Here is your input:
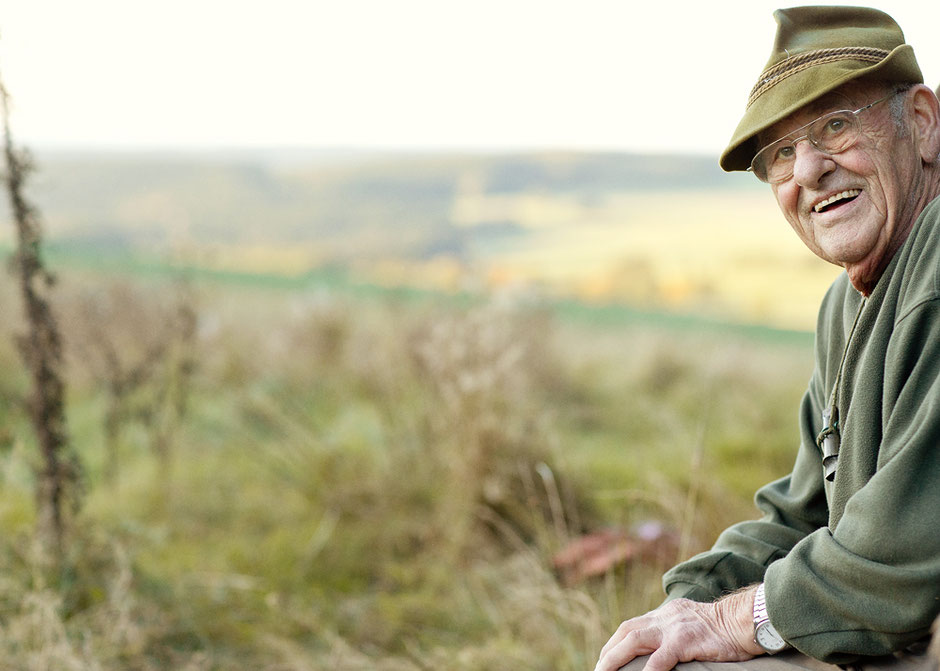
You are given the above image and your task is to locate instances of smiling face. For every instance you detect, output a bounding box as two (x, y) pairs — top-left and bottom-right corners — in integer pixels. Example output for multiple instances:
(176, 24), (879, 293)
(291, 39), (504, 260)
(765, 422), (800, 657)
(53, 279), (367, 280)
(764, 82), (929, 294)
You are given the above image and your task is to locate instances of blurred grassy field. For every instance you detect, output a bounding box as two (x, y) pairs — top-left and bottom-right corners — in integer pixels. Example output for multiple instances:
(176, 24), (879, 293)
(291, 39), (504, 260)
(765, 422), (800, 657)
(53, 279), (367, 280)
(0, 263), (815, 669)
(0, 149), (839, 668)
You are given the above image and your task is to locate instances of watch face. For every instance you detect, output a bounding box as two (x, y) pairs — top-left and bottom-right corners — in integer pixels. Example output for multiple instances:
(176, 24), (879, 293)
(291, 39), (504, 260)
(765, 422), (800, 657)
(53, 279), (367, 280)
(756, 622), (788, 653)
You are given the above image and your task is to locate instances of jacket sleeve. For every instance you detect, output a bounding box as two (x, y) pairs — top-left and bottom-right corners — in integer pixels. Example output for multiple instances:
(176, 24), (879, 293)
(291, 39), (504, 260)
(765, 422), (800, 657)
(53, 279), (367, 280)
(763, 300), (940, 663)
(661, 374), (830, 602)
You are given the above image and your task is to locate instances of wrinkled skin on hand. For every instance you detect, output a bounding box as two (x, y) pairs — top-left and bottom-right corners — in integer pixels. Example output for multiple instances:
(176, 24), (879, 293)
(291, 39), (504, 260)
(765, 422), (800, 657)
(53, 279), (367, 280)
(594, 586), (764, 671)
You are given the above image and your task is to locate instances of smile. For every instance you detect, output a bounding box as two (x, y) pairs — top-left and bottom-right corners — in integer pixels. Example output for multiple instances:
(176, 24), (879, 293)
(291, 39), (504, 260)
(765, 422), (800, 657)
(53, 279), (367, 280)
(814, 189), (861, 213)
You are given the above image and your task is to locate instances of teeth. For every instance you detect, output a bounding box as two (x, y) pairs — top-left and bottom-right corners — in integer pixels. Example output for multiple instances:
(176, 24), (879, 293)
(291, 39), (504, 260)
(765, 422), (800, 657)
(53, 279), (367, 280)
(815, 189), (861, 213)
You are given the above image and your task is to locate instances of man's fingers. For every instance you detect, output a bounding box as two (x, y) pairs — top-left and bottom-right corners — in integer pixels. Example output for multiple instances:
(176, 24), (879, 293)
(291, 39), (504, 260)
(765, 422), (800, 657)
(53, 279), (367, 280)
(599, 617), (644, 658)
(643, 646), (681, 671)
(595, 627), (661, 671)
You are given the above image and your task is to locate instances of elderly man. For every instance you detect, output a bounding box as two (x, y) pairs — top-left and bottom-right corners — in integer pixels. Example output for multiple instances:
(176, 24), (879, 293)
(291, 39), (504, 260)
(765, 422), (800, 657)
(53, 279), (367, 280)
(594, 6), (940, 671)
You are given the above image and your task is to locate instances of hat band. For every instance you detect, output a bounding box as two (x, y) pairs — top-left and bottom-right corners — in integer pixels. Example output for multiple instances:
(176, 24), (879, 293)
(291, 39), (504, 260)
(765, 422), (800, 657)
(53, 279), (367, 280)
(747, 46), (890, 108)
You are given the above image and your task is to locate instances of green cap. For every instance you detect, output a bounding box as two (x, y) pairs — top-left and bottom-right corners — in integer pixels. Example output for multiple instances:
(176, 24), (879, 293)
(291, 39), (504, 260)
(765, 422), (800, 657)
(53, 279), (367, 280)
(720, 6), (923, 172)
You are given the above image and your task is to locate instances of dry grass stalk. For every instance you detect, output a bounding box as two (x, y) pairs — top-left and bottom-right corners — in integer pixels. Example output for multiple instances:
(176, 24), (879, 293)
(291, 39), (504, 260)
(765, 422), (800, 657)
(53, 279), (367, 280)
(0, 69), (79, 561)
(64, 281), (198, 484)
(413, 299), (555, 555)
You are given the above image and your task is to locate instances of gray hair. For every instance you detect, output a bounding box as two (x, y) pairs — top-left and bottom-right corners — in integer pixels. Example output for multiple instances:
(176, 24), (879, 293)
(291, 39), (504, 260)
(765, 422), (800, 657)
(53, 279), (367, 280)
(889, 84), (916, 135)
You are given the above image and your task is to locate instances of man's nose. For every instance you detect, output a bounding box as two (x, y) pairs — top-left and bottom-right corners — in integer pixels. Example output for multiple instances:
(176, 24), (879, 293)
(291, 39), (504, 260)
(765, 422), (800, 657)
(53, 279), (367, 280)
(791, 139), (836, 187)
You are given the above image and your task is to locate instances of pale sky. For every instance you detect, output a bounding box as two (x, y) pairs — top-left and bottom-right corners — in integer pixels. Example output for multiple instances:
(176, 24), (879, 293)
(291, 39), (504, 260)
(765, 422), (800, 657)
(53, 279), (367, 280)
(1, 0), (938, 155)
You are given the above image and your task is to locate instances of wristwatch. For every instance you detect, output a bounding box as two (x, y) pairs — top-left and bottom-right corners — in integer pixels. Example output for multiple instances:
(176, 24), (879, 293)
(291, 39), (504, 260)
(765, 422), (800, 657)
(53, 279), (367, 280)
(753, 583), (790, 654)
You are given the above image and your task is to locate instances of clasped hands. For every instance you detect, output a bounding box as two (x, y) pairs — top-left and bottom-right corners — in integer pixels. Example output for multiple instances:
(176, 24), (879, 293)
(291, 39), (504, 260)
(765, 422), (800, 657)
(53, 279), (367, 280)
(594, 585), (764, 671)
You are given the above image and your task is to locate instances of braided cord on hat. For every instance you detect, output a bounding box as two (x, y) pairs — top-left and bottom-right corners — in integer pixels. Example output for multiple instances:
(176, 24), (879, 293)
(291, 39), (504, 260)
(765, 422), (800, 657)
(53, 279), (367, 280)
(747, 47), (889, 108)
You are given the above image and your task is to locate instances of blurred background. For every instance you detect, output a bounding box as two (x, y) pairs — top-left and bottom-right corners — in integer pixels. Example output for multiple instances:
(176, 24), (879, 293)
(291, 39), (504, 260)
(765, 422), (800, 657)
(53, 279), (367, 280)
(0, 1), (936, 669)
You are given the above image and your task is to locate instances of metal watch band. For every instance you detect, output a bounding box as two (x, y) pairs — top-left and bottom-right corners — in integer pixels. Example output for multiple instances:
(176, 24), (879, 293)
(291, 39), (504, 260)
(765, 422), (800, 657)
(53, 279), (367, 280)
(753, 582), (770, 623)
(753, 583), (790, 654)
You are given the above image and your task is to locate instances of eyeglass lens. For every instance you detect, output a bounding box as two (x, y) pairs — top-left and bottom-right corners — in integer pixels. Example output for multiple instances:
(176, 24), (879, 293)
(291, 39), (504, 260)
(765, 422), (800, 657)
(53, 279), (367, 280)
(753, 110), (859, 183)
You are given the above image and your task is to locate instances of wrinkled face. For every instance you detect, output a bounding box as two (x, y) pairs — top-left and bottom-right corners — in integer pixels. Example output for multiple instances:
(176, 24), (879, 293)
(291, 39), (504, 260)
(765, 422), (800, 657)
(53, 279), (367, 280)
(763, 83), (923, 290)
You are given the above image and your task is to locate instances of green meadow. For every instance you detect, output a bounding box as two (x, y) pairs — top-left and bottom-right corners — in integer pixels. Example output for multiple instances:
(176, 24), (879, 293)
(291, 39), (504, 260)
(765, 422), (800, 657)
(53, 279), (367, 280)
(0, 150), (824, 669)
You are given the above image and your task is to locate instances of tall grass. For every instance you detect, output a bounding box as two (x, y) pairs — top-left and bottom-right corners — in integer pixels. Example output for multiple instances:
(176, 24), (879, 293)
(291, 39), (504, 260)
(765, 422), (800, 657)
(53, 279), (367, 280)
(0, 272), (814, 669)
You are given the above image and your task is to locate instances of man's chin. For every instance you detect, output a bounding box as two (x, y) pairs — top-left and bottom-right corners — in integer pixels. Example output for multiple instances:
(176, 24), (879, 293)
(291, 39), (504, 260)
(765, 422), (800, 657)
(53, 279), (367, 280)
(813, 226), (880, 269)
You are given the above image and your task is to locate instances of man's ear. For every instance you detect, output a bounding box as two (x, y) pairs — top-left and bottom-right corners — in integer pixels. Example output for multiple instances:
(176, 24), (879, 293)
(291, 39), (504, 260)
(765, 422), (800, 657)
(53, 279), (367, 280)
(909, 84), (940, 163)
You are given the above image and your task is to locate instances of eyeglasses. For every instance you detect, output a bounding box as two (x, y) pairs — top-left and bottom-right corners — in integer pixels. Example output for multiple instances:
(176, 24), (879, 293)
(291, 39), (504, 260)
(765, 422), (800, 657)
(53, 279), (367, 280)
(749, 92), (898, 184)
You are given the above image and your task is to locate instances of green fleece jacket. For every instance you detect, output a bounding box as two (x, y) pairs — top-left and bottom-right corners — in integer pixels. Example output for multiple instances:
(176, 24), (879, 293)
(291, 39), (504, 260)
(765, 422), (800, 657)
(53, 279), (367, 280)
(662, 195), (940, 663)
